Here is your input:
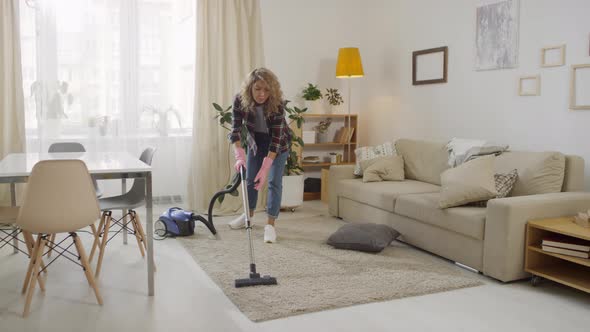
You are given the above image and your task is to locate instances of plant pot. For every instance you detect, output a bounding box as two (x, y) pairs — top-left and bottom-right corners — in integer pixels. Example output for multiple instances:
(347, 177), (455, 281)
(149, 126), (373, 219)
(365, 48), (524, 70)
(317, 131), (330, 143)
(281, 174), (304, 209)
(329, 104), (345, 114)
(304, 100), (324, 114)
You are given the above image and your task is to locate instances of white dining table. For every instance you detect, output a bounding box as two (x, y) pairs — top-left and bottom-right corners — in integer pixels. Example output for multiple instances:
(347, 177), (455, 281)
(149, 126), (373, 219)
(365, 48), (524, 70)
(0, 152), (155, 296)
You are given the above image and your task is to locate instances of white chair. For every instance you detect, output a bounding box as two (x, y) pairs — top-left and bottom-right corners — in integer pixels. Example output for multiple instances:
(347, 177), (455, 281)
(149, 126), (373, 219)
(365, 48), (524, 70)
(16, 159), (103, 317)
(89, 147), (156, 278)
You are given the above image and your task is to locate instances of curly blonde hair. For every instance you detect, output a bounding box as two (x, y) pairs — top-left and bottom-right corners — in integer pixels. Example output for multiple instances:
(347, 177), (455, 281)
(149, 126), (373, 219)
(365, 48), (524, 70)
(239, 67), (284, 115)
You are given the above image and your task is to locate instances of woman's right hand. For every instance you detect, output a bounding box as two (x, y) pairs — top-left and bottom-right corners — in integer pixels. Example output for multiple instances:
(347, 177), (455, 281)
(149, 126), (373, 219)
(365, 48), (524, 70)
(234, 146), (246, 173)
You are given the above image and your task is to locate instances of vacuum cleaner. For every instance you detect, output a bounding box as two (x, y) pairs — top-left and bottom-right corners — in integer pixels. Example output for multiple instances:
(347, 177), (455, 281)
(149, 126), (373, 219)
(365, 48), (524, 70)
(234, 165), (278, 288)
(155, 171), (244, 238)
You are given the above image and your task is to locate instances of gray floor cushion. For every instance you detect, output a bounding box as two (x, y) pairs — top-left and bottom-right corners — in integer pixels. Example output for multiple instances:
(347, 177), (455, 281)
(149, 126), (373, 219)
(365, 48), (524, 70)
(327, 223), (400, 253)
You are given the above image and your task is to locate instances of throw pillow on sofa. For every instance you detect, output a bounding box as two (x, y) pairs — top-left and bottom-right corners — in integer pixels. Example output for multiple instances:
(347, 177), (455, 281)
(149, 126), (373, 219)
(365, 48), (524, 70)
(469, 169), (518, 207)
(439, 155), (498, 209)
(353, 141), (396, 176)
(327, 223), (400, 253)
(360, 155), (405, 183)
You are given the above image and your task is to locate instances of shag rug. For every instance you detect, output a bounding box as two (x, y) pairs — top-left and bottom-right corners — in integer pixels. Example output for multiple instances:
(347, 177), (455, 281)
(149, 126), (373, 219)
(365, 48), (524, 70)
(178, 211), (483, 322)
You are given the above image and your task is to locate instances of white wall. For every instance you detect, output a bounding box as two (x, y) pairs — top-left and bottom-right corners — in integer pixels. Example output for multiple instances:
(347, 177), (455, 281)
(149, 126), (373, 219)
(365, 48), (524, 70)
(387, 0), (590, 187)
(261, 0), (590, 188)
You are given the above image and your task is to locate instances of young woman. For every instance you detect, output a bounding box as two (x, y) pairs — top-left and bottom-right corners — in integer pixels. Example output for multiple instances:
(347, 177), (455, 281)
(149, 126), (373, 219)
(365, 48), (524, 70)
(228, 68), (291, 243)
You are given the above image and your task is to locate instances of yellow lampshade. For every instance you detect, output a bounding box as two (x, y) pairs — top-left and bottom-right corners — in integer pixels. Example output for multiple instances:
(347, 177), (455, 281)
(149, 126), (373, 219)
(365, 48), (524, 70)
(336, 47), (364, 78)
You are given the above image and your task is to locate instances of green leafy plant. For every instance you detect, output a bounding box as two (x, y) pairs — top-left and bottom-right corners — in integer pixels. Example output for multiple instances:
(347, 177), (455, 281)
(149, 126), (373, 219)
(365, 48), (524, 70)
(313, 118), (332, 134)
(301, 83), (323, 101)
(283, 101), (307, 176)
(212, 102), (243, 204)
(325, 88), (343, 106)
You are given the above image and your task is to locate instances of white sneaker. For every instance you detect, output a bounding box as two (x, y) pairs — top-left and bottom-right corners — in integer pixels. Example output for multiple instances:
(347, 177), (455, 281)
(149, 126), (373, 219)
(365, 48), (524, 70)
(228, 213), (247, 229)
(264, 225), (277, 243)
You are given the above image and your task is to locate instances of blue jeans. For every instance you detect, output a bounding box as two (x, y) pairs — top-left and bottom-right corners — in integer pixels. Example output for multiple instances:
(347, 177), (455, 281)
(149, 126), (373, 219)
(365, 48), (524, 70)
(246, 148), (289, 219)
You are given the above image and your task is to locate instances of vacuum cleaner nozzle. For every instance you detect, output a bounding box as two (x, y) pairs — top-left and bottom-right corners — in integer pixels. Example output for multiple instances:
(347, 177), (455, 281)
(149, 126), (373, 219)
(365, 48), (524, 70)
(235, 272), (277, 288)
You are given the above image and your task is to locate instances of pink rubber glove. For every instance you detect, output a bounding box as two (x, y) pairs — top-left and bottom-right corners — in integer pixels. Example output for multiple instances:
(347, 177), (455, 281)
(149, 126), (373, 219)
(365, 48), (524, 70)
(234, 147), (246, 173)
(254, 157), (273, 191)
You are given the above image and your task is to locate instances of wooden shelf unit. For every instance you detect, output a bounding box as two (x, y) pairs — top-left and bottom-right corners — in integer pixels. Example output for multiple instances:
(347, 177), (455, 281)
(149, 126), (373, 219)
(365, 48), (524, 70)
(525, 217), (590, 293)
(292, 113), (358, 201)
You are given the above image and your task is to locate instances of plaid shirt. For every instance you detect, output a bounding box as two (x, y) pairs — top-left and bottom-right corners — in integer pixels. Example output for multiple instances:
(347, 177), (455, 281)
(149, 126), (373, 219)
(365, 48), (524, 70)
(228, 95), (291, 155)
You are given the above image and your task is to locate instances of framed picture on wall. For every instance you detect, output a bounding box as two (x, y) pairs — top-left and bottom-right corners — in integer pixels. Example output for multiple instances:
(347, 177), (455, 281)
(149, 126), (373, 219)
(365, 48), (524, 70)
(475, 0), (520, 70)
(412, 46), (448, 85)
(541, 45), (565, 67)
(518, 75), (540, 96)
(570, 64), (590, 110)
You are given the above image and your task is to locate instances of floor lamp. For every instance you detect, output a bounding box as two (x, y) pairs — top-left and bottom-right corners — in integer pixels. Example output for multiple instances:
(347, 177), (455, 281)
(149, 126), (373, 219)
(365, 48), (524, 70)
(336, 47), (364, 163)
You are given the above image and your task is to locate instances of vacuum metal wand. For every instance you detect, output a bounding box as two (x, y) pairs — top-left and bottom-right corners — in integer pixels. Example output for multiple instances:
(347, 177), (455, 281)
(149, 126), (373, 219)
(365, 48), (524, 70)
(234, 164), (277, 288)
(239, 166), (256, 271)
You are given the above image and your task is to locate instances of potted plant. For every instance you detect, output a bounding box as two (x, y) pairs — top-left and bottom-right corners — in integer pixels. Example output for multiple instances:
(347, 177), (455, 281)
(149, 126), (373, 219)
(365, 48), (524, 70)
(312, 118), (332, 143)
(301, 83), (324, 114)
(281, 101), (307, 210)
(324, 88), (344, 114)
(141, 105), (182, 136)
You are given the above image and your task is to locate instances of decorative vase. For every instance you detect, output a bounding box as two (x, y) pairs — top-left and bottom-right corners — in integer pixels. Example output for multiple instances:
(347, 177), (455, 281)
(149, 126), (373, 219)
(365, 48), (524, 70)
(305, 99), (324, 114)
(317, 131), (330, 143)
(281, 174), (304, 209)
(329, 104), (345, 114)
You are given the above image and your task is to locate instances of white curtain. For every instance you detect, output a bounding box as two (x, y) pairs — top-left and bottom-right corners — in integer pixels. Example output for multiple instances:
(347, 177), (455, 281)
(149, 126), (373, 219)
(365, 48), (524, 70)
(18, 0), (196, 201)
(0, 0), (26, 206)
(187, 0), (264, 214)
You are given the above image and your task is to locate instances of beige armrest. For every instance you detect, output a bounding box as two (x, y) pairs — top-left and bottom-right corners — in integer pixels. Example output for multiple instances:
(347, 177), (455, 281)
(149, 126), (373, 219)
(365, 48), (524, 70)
(484, 192), (590, 282)
(328, 165), (356, 216)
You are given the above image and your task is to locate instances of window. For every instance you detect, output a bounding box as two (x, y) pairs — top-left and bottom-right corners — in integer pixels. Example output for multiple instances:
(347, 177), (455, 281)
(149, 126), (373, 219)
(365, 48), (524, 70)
(19, 0), (195, 137)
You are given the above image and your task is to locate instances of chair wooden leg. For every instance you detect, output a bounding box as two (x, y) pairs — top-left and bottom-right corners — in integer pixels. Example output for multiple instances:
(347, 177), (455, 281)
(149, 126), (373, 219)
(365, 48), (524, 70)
(22, 235), (47, 294)
(23, 237), (47, 317)
(130, 213), (145, 258)
(47, 234), (56, 258)
(131, 211), (155, 271)
(89, 213), (106, 263)
(132, 211), (148, 252)
(73, 233), (103, 305)
(22, 231), (48, 276)
(22, 236), (41, 294)
(94, 214), (112, 278)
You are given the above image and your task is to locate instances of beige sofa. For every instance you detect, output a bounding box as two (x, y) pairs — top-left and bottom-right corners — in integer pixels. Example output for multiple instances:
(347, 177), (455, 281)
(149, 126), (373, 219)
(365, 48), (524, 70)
(328, 139), (590, 282)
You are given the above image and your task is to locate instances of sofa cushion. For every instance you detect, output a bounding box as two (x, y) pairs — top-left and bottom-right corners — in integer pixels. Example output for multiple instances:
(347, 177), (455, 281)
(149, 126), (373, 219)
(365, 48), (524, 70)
(338, 179), (441, 212)
(494, 151), (565, 196)
(361, 155), (405, 182)
(327, 223), (400, 253)
(353, 141), (396, 176)
(394, 139), (450, 185)
(439, 156), (497, 208)
(395, 192), (486, 240)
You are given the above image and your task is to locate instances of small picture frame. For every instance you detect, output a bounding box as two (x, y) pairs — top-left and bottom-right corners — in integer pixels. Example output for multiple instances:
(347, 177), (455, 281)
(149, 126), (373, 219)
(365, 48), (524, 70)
(570, 64), (590, 110)
(412, 46), (448, 85)
(518, 75), (540, 96)
(540, 44), (565, 67)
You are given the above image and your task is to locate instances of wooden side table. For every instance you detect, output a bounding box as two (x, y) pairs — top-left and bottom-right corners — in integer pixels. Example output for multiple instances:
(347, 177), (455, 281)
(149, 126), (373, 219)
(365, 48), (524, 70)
(525, 217), (590, 293)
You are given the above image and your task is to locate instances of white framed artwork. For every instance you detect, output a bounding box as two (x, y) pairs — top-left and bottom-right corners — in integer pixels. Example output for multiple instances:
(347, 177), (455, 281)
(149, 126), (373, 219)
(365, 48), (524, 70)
(475, 0), (520, 71)
(570, 64), (590, 110)
(518, 75), (540, 96)
(541, 45), (566, 67)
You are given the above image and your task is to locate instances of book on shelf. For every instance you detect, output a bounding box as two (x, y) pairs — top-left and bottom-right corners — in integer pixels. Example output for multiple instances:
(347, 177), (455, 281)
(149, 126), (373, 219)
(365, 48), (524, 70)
(541, 236), (590, 252)
(337, 127), (355, 143)
(334, 127), (345, 144)
(346, 127), (354, 143)
(541, 245), (590, 259)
